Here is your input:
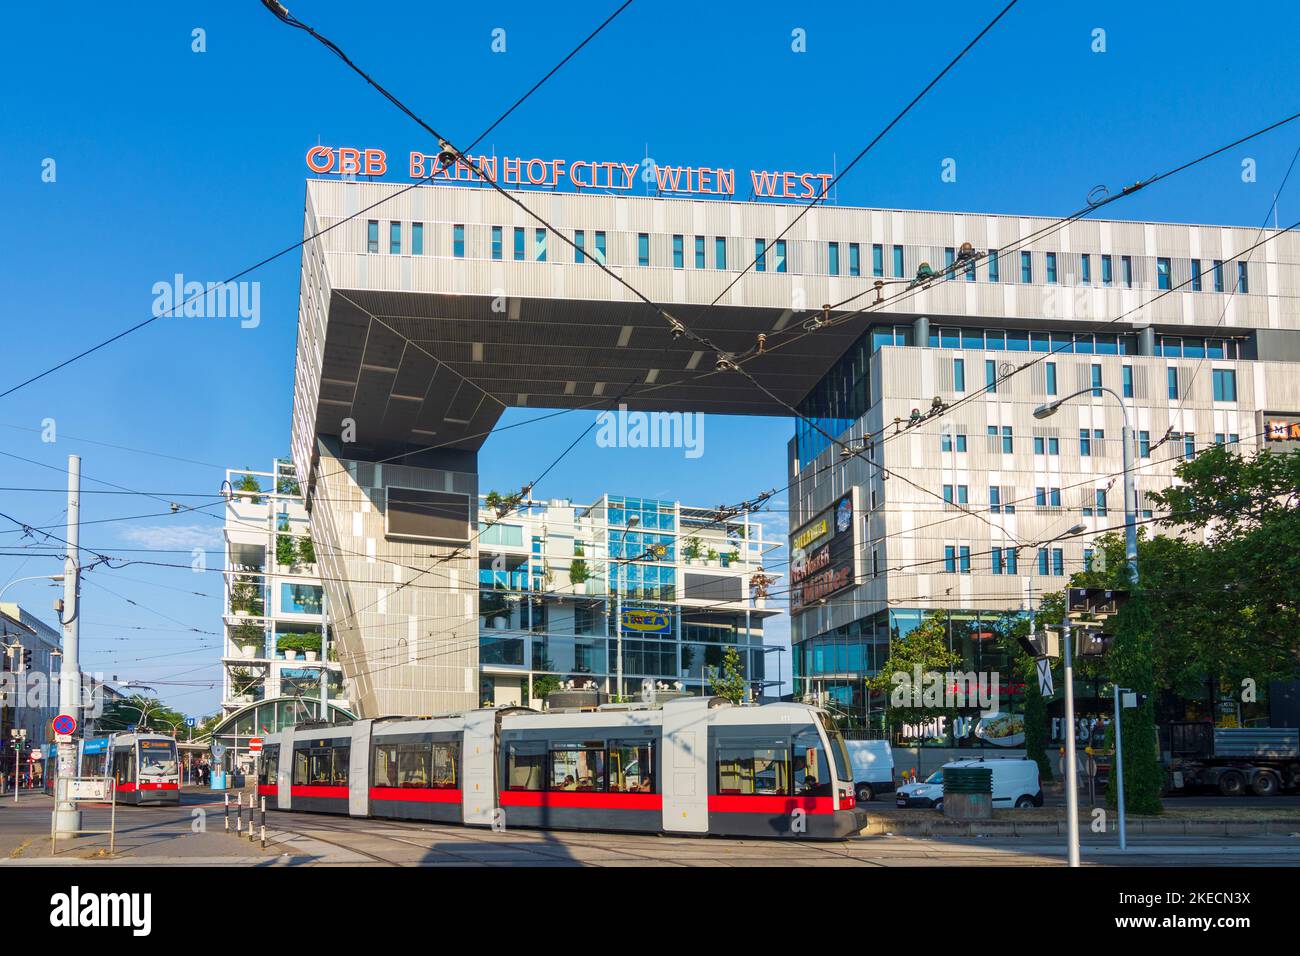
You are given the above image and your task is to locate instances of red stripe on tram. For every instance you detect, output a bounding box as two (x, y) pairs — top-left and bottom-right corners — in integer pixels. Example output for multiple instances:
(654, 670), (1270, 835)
(369, 787), (462, 804)
(708, 795), (837, 815)
(290, 785), (349, 799)
(499, 790), (662, 811)
(138, 782), (179, 791)
(257, 785), (278, 797)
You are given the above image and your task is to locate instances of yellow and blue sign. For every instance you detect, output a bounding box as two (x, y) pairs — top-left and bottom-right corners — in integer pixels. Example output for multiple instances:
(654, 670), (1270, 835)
(621, 608), (671, 635)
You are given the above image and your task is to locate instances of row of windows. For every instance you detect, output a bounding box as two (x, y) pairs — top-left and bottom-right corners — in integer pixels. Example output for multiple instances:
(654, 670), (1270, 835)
(506, 741), (654, 793)
(944, 545), (1065, 576)
(372, 741), (459, 789)
(365, 221), (1255, 295)
(950, 356), (1238, 402)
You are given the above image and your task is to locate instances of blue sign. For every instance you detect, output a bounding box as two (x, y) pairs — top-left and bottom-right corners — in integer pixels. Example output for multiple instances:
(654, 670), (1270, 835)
(52, 714), (77, 736)
(126, 723), (137, 732)
(82, 738), (108, 755)
(184, 717), (196, 728)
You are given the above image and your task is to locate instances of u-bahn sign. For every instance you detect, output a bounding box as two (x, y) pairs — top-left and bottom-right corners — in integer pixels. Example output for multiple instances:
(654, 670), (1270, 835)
(790, 493), (858, 613)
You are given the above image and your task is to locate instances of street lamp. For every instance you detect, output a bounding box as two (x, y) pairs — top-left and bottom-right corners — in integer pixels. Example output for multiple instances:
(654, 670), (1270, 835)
(613, 516), (639, 702)
(1034, 386), (1139, 585)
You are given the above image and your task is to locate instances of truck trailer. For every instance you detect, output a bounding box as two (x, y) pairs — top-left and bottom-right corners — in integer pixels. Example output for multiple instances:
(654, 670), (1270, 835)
(1161, 722), (1300, 797)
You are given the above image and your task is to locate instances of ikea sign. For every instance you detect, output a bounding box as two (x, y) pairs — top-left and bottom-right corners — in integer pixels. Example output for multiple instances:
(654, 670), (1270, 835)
(621, 609), (671, 635)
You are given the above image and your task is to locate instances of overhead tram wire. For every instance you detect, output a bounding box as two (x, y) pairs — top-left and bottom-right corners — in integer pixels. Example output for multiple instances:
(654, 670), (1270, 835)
(0, 2), (635, 403)
(710, 0), (1020, 306)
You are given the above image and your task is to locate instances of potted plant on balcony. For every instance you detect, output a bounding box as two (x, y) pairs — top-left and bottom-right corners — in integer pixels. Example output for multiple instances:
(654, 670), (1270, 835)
(682, 536), (703, 565)
(298, 533), (316, 568)
(276, 516), (298, 571)
(705, 547), (719, 567)
(230, 667), (258, 703)
(232, 621), (263, 658)
(233, 470), (262, 505)
(230, 572), (263, 616)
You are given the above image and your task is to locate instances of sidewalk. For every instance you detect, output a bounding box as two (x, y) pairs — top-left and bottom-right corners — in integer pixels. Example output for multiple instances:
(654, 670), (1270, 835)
(860, 803), (1300, 837)
(0, 792), (275, 863)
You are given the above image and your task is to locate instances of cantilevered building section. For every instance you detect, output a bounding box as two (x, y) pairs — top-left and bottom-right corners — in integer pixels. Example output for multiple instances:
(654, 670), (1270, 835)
(288, 176), (1300, 719)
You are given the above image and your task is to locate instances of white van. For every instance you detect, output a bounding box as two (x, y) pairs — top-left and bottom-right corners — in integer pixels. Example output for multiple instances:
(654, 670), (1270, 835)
(896, 757), (1042, 810)
(844, 739), (895, 802)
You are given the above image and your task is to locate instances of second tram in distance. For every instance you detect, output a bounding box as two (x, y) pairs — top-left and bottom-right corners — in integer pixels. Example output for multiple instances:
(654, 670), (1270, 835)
(259, 697), (863, 839)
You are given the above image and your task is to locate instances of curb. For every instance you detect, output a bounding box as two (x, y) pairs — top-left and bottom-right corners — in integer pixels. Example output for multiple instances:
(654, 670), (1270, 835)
(859, 816), (1300, 837)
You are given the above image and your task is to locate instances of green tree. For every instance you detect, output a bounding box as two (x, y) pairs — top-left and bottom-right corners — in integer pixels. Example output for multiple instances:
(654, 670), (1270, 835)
(568, 542), (589, 586)
(99, 694), (188, 733)
(865, 610), (963, 737)
(1103, 593), (1165, 814)
(708, 646), (748, 705)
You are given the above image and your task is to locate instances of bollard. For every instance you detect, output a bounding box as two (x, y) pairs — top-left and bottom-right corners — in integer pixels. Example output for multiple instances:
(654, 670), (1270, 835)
(260, 824), (266, 850)
(260, 796), (266, 835)
(235, 793), (243, 836)
(224, 793), (230, 832)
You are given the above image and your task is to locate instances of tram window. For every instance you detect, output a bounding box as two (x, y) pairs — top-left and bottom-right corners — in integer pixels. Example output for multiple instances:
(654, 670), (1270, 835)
(551, 748), (605, 792)
(372, 745), (399, 788)
(398, 744), (431, 787)
(716, 746), (789, 796)
(792, 732), (831, 797)
(507, 743), (546, 790)
(609, 742), (654, 793)
(817, 713), (854, 784)
(139, 739), (177, 779)
(294, 749), (310, 786)
(309, 750), (333, 785)
(260, 746), (279, 785)
(300, 744), (349, 786)
(431, 742), (459, 789)
(112, 748), (135, 786)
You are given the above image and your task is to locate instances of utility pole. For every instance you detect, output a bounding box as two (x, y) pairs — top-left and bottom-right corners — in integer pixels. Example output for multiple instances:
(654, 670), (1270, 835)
(54, 454), (82, 838)
(1113, 684), (1127, 850)
(1062, 611), (1080, 867)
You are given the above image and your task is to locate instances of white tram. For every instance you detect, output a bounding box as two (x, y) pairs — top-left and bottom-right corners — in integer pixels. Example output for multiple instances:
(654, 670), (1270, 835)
(259, 697), (863, 839)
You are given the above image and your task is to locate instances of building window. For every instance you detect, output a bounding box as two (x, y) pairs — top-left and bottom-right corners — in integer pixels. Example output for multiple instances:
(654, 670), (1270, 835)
(535, 228), (547, 262)
(944, 546), (956, 574)
(513, 227), (526, 261)
(1184, 433), (1195, 460)
(755, 239), (767, 273)
(492, 226), (504, 260)
(988, 249), (999, 283)
(1037, 549), (1049, 575)
(872, 243), (884, 277)
(1167, 367), (1179, 400)
(1191, 258), (1202, 291)
(953, 357), (965, 392)
(1001, 426), (1013, 454)
(1046, 252), (1058, 284)
(828, 242), (840, 276)
(1157, 257), (1171, 290)
(1212, 259), (1224, 292)
(451, 224), (464, 258)
(1095, 489), (1108, 517)
(985, 359), (997, 394)
(992, 548), (1004, 574)
(1138, 430), (1150, 458)
(672, 234), (684, 269)
(1006, 548), (1018, 574)
(1122, 364), (1133, 398)
(1212, 368), (1237, 402)
(944, 247), (955, 279)
(1052, 549), (1064, 576)
(990, 486), (1001, 513)
(1237, 261), (1249, 293)
(959, 546), (971, 574)
(1080, 253), (1091, 285)
(893, 244), (905, 278)
(715, 237), (726, 270)
(1080, 429), (1092, 456)
(775, 239), (787, 273)
(638, 233), (650, 267)
(594, 231), (606, 265)
(412, 222), (425, 256)
(389, 221), (402, 255)
(1091, 363), (1103, 397)
(1020, 251), (1032, 283)
(694, 235), (705, 269)
(574, 229), (585, 263)
(1101, 254), (1113, 286)
(1045, 361), (1057, 396)
(849, 243), (861, 277)
(1122, 255), (1133, 287)
(367, 220), (379, 253)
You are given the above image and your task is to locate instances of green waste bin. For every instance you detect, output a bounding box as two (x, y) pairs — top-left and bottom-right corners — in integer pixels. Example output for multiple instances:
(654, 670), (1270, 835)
(943, 766), (992, 819)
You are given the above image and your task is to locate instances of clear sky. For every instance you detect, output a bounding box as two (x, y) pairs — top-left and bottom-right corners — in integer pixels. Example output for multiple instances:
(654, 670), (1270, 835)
(1, 1), (1297, 719)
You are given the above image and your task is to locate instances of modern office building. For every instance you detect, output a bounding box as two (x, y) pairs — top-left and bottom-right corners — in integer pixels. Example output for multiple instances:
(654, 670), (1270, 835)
(288, 175), (1300, 719)
(220, 460), (348, 715)
(476, 493), (781, 708)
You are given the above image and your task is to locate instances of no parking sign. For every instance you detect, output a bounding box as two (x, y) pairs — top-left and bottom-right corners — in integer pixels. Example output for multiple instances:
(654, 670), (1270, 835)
(52, 714), (77, 737)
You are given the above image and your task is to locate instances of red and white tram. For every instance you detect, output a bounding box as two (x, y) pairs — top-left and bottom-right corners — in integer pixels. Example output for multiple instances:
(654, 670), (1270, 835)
(260, 697), (863, 839)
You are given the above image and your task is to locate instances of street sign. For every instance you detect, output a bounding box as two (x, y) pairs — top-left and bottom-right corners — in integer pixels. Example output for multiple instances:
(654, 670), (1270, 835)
(184, 717), (197, 728)
(210, 742), (227, 759)
(51, 714), (77, 737)
(248, 738), (263, 754)
(1018, 630), (1060, 659)
(126, 723), (137, 732)
(1035, 657), (1055, 697)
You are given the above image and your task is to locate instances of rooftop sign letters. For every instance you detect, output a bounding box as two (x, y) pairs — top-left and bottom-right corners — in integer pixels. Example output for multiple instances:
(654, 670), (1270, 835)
(305, 146), (833, 201)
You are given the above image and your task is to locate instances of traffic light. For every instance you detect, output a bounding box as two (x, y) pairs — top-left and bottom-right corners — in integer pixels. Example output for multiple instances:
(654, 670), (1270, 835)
(22, 650), (31, 671)
(1075, 628), (1114, 657)
(1067, 587), (1129, 617)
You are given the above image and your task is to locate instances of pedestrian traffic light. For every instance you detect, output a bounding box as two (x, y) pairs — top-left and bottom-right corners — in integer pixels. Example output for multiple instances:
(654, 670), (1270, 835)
(1076, 627), (1114, 657)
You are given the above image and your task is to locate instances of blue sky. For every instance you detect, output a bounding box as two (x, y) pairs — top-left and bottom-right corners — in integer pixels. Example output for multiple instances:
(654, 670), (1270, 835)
(1, 1), (1297, 718)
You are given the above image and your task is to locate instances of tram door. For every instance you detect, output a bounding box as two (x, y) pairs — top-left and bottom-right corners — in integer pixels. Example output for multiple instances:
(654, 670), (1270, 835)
(661, 699), (709, 833)
(276, 730), (293, 809)
(348, 720), (372, 817)
(461, 710), (497, 827)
